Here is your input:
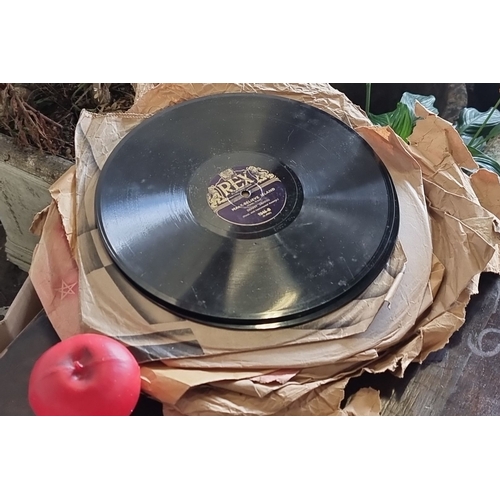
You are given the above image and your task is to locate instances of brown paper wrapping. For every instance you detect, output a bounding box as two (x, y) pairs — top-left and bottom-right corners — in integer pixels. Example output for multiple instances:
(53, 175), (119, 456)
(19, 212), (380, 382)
(29, 84), (500, 415)
(72, 85), (408, 366)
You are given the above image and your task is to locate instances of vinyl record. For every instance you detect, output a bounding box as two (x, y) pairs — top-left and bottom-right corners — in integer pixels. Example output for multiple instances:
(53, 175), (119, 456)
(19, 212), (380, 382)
(95, 93), (399, 330)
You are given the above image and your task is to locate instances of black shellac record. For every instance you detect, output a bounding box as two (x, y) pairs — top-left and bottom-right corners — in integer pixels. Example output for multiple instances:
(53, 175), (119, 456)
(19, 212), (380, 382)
(95, 93), (399, 330)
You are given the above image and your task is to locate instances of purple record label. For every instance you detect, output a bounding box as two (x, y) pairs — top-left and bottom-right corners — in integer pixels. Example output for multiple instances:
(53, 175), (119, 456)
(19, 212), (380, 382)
(207, 166), (287, 226)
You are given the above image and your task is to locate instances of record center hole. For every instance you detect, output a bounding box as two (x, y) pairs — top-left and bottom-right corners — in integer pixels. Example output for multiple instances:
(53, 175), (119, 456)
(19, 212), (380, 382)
(241, 190), (251, 198)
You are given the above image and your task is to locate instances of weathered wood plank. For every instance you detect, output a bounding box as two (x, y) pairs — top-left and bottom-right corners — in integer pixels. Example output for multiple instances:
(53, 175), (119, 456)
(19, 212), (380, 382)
(348, 273), (500, 415)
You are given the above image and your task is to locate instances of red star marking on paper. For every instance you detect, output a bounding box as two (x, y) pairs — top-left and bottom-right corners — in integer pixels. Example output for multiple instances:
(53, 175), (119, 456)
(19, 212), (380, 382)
(56, 280), (77, 300)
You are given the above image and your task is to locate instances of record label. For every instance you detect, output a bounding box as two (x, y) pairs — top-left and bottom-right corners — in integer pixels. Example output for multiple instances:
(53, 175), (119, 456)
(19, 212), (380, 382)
(206, 166), (287, 226)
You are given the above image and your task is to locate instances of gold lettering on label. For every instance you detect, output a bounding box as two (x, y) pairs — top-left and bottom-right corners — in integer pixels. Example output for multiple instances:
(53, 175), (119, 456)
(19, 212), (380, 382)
(228, 177), (245, 190)
(217, 181), (233, 197)
(236, 171), (253, 186)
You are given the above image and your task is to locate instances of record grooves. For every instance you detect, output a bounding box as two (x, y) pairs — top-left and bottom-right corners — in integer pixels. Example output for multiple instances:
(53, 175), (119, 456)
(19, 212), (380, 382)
(95, 93), (400, 330)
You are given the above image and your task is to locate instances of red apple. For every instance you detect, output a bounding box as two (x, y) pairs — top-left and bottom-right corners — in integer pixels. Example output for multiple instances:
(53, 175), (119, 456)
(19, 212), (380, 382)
(28, 333), (141, 416)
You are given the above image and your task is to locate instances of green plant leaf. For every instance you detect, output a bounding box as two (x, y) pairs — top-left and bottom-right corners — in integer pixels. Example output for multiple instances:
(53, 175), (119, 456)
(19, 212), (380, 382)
(400, 92), (438, 121)
(368, 93), (437, 142)
(459, 124), (500, 152)
(456, 107), (500, 136)
(369, 103), (413, 141)
(468, 145), (500, 175)
(461, 134), (475, 146)
(483, 123), (500, 143)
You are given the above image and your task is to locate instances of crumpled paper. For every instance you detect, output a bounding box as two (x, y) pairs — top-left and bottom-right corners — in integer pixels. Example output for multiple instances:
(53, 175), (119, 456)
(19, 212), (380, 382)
(29, 84), (500, 415)
(72, 85), (407, 364)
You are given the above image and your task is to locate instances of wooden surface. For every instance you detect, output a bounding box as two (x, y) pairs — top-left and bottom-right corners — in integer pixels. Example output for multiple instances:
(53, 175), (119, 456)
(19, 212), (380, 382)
(2, 273), (500, 416)
(346, 272), (500, 415)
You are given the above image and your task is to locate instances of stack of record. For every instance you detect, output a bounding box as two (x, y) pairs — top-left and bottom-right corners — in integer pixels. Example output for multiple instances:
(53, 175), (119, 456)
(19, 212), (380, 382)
(26, 83), (499, 415)
(95, 93), (400, 331)
(66, 83), (472, 416)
